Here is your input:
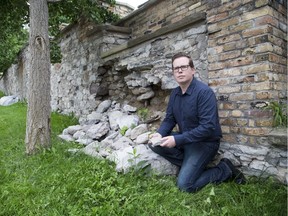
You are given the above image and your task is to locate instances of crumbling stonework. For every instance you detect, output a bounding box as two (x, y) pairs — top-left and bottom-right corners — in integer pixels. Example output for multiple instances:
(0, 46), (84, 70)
(0, 0), (287, 183)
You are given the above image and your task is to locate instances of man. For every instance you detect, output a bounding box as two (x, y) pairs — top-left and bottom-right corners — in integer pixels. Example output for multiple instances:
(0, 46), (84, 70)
(149, 52), (246, 193)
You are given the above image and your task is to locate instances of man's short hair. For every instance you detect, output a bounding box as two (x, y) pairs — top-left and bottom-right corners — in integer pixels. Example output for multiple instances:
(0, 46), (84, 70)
(172, 52), (194, 68)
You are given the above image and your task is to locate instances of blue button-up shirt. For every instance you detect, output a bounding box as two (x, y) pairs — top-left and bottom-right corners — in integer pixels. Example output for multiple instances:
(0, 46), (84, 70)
(158, 78), (222, 146)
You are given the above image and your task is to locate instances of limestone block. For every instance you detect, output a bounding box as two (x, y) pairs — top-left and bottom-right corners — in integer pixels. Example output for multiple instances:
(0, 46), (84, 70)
(130, 124), (148, 140)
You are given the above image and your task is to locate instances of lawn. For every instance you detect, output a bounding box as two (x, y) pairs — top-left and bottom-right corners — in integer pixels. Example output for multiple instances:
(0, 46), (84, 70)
(0, 101), (287, 216)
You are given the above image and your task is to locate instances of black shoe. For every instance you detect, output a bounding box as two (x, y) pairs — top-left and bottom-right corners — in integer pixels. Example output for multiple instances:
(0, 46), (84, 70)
(221, 158), (247, 185)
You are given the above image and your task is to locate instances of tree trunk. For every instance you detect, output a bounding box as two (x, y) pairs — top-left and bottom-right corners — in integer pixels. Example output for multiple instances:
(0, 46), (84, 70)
(25, 0), (51, 154)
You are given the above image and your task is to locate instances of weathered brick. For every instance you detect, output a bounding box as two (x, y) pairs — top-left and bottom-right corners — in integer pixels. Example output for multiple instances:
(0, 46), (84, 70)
(245, 110), (272, 118)
(248, 35), (269, 46)
(242, 0), (255, 4)
(256, 91), (278, 99)
(208, 79), (230, 86)
(222, 102), (237, 109)
(208, 39), (217, 47)
(255, 53), (270, 62)
(273, 45), (285, 56)
(241, 127), (270, 136)
(254, 43), (274, 53)
(207, 11), (229, 24)
(207, 46), (224, 55)
(242, 81), (272, 92)
(255, 15), (278, 27)
(222, 134), (237, 143)
(236, 135), (249, 144)
(219, 50), (241, 61)
(229, 21), (254, 33)
(225, 56), (254, 67)
(231, 126), (241, 133)
(255, 0), (269, 8)
(230, 92), (254, 101)
(207, 54), (218, 63)
(223, 40), (247, 51)
(208, 62), (226, 70)
(238, 103), (251, 110)
(231, 110), (244, 117)
(217, 33), (241, 44)
(219, 86), (241, 94)
(221, 126), (230, 134)
(237, 118), (249, 126)
(219, 110), (230, 118)
(208, 17), (239, 33)
(242, 75), (255, 83)
(188, 2), (201, 10)
(242, 63), (270, 74)
(270, 63), (286, 74)
(242, 25), (273, 38)
(272, 26), (287, 40)
(218, 0), (242, 13)
(255, 72), (271, 82)
(208, 28), (230, 38)
(221, 118), (236, 126)
(241, 6), (273, 21)
(249, 119), (255, 127)
(255, 119), (273, 127)
(195, 4), (207, 13)
(209, 67), (242, 78)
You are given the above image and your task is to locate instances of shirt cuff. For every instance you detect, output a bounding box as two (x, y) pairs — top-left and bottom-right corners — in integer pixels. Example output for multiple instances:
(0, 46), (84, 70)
(174, 134), (185, 146)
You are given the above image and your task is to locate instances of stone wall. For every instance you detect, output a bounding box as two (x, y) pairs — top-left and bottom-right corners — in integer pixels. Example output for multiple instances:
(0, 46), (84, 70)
(0, 0), (287, 183)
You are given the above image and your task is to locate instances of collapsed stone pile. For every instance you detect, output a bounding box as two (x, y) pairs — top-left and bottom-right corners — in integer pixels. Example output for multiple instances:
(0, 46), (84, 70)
(59, 99), (178, 175)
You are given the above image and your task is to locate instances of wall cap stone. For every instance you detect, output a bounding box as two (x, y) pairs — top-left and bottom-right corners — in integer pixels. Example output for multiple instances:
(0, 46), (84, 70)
(268, 128), (288, 149)
(115, 0), (163, 25)
(101, 12), (206, 59)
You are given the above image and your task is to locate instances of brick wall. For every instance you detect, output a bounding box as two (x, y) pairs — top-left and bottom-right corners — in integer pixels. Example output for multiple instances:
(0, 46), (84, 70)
(206, 0), (287, 145)
(117, 0), (287, 145)
(117, 0), (209, 37)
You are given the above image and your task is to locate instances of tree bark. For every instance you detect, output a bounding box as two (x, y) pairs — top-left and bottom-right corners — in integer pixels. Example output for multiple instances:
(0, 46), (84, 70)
(25, 0), (51, 154)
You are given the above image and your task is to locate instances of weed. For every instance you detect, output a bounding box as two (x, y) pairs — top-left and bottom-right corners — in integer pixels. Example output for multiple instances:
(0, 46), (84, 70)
(137, 107), (149, 121)
(127, 148), (151, 176)
(120, 126), (129, 136)
(264, 101), (287, 127)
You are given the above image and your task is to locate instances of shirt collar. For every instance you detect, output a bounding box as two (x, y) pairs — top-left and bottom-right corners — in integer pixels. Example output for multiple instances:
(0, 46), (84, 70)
(176, 78), (197, 96)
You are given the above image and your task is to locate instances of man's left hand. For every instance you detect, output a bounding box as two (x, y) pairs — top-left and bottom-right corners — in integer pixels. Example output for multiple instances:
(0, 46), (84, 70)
(160, 136), (176, 148)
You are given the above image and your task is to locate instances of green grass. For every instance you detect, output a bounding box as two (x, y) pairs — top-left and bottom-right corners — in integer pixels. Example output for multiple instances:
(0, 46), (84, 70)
(0, 102), (287, 216)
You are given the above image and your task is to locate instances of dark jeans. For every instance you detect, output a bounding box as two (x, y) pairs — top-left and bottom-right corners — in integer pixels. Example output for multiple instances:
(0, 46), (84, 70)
(149, 140), (231, 193)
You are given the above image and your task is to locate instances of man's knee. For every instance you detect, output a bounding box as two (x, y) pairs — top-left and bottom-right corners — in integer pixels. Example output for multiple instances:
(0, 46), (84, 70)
(177, 178), (198, 193)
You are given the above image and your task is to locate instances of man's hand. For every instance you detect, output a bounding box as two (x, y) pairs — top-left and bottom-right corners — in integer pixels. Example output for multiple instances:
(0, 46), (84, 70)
(160, 136), (176, 148)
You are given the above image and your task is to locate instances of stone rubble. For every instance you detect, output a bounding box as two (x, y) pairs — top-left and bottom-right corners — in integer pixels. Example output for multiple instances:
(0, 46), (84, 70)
(59, 99), (287, 183)
(59, 99), (178, 175)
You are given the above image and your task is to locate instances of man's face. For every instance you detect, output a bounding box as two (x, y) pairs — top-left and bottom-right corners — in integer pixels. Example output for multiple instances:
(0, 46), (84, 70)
(172, 56), (195, 85)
